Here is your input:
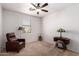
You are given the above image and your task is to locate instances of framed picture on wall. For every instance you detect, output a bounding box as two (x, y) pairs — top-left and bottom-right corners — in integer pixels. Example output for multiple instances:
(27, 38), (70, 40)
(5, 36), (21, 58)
(22, 25), (31, 33)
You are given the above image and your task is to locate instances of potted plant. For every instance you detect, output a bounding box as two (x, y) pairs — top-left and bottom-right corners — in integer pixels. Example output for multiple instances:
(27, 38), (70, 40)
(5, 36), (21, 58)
(38, 35), (42, 41)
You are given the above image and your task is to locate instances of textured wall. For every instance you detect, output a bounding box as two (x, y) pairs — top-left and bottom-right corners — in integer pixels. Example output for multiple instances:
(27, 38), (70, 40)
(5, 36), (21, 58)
(42, 4), (79, 52)
(0, 4), (2, 52)
(2, 9), (41, 49)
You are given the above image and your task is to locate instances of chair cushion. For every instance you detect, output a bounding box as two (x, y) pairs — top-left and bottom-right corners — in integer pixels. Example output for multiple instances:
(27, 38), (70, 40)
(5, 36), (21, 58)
(57, 42), (63, 48)
(19, 42), (23, 45)
(56, 40), (66, 49)
(10, 37), (16, 41)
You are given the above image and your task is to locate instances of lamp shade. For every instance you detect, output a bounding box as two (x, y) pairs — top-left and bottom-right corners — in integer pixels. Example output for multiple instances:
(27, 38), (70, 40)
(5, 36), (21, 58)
(57, 28), (65, 32)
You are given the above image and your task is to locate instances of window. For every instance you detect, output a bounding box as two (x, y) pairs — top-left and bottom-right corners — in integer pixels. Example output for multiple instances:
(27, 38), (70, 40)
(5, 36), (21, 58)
(22, 25), (31, 33)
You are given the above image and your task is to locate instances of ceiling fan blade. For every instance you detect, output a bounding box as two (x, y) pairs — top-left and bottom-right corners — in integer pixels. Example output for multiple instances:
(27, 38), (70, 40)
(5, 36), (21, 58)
(41, 3), (48, 8)
(31, 3), (37, 8)
(41, 9), (48, 12)
(37, 12), (39, 14)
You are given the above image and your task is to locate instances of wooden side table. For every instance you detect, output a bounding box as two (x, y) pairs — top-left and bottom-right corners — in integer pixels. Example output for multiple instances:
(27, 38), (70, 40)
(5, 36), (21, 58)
(54, 37), (70, 49)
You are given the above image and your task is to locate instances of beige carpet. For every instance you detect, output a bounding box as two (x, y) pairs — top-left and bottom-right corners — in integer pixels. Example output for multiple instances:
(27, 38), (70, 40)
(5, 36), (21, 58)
(0, 41), (79, 56)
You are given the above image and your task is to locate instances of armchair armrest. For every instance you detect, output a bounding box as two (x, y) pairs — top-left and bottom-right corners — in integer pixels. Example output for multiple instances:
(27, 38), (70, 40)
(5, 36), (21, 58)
(17, 39), (25, 42)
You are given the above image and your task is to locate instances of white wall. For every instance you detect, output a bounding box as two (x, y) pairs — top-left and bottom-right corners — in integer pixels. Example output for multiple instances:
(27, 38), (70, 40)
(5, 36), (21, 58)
(0, 4), (2, 52)
(2, 9), (41, 49)
(42, 4), (79, 52)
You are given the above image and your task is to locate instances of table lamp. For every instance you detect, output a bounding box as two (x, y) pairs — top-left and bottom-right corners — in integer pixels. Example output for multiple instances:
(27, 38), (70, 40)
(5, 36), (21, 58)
(57, 28), (66, 37)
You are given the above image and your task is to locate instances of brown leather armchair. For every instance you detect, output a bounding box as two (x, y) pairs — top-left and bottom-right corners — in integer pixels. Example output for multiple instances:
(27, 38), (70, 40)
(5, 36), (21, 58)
(6, 32), (25, 52)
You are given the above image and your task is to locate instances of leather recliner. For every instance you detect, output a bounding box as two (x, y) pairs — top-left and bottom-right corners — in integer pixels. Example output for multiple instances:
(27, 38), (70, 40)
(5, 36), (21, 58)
(6, 32), (25, 52)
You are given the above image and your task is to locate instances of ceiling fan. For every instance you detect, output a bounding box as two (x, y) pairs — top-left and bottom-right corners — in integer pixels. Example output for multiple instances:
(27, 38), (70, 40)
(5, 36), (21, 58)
(29, 3), (48, 14)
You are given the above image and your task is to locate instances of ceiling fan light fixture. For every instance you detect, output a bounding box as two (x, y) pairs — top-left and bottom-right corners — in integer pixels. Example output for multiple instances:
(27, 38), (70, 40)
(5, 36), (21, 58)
(36, 9), (40, 12)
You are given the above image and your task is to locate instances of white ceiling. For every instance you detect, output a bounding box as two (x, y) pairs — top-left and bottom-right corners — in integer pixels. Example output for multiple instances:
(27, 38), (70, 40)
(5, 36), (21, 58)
(1, 3), (76, 18)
